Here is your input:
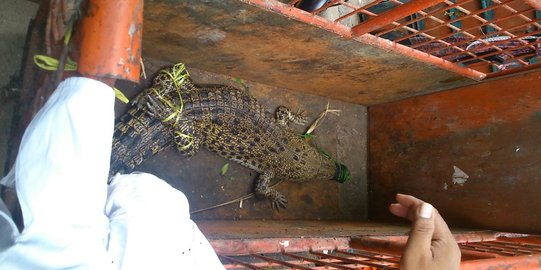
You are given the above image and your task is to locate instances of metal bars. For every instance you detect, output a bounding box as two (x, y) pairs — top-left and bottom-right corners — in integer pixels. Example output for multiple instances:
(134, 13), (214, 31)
(290, 0), (541, 77)
(219, 239), (541, 269)
(460, 239), (541, 256)
(220, 249), (400, 269)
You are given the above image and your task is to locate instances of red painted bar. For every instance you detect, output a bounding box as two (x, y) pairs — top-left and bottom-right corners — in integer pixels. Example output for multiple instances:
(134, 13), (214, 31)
(210, 237), (350, 256)
(525, 0), (541, 9)
(78, 0), (143, 82)
(460, 255), (541, 269)
(351, 0), (448, 36)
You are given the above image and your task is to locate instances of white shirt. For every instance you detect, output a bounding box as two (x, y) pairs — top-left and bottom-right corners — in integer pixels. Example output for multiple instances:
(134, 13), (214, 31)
(0, 77), (224, 270)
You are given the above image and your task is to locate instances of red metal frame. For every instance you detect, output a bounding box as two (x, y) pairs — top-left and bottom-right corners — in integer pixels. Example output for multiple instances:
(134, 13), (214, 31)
(243, 0), (486, 80)
(352, 0), (449, 35)
(272, 0), (541, 78)
(215, 234), (541, 269)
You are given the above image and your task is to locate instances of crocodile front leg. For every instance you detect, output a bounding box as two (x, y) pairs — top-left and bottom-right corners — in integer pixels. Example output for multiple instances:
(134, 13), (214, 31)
(275, 106), (308, 127)
(173, 122), (200, 157)
(255, 170), (287, 210)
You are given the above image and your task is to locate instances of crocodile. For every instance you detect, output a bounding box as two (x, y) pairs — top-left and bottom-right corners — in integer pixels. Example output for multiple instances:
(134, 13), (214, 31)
(110, 63), (350, 209)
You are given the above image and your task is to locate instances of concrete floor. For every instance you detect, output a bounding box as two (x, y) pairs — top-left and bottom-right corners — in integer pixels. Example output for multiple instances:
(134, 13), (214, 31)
(0, 0), (39, 175)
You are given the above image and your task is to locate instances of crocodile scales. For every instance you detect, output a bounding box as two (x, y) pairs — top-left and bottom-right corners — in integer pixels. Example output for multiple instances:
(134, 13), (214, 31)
(110, 63), (350, 209)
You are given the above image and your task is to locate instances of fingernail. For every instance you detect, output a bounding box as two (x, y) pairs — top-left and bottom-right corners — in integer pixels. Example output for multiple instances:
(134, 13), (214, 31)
(420, 203), (433, 219)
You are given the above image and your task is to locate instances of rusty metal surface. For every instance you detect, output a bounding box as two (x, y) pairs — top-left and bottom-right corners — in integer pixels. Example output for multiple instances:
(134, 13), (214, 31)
(212, 237), (351, 256)
(368, 69), (541, 233)
(197, 220), (410, 256)
(115, 57), (368, 221)
(142, 0), (479, 105)
(290, 0), (541, 78)
(197, 220), (411, 239)
(198, 221), (541, 268)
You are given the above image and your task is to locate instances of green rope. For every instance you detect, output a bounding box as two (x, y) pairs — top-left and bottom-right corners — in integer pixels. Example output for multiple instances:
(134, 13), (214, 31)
(33, 55), (77, 71)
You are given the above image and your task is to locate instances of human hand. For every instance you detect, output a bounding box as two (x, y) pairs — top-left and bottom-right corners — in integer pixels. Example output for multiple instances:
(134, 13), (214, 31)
(389, 194), (461, 270)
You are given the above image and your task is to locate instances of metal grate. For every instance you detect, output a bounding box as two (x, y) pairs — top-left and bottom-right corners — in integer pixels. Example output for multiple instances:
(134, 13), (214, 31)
(220, 249), (400, 269)
(218, 239), (541, 269)
(460, 239), (541, 256)
(289, 0), (541, 77)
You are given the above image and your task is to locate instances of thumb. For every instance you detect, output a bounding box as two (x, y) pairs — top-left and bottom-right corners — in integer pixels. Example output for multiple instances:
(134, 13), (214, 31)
(405, 203), (435, 254)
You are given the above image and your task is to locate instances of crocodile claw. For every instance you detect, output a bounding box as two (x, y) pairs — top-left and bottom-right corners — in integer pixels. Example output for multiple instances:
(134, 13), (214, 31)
(271, 194), (288, 210)
(293, 110), (309, 126)
(145, 95), (169, 120)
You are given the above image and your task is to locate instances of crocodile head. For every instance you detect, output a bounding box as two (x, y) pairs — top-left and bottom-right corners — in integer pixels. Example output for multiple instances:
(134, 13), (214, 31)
(316, 147), (350, 183)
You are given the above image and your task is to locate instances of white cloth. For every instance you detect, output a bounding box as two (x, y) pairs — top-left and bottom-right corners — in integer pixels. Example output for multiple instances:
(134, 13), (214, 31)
(0, 77), (224, 270)
(106, 173), (224, 270)
(0, 166), (15, 188)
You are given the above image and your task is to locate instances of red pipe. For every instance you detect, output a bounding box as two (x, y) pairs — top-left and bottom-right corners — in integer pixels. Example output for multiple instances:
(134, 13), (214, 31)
(486, 62), (541, 79)
(78, 0), (143, 83)
(525, 0), (541, 10)
(352, 0), (448, 36)
(355, 34), (487, 80)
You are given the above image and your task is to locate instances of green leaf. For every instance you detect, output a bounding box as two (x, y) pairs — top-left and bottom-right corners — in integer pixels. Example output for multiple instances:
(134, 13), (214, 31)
(220, 163), (230, 176)
(234, 77), (246, 86)
(235, 77), (250, 95)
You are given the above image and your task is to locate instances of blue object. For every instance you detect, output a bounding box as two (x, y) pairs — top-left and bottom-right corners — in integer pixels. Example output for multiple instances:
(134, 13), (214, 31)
(480, 0), (495, 34)
(296, 0), (330, 12)
(448, 0), (462, 37)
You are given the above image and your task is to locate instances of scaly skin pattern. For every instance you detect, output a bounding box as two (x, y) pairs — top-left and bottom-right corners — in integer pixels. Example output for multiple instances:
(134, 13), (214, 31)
(111, 64), (350, 209)
(110, 105), (174, 176)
